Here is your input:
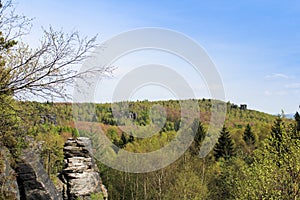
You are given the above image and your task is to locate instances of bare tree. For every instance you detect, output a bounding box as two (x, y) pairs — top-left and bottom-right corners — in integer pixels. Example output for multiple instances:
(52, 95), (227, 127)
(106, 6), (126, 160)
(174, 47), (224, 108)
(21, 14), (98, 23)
(0, 0), (114, 156)
(0, 0), (113, 101)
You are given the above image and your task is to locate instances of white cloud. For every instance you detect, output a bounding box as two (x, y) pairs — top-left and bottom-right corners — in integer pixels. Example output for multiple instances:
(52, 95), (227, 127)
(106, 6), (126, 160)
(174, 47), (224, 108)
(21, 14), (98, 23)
(264, 73), (290, 80)
(264, 90), (272, 96)
(285, 83), (300, 89)
(264, 90), (288, 96)
(275, 91), (288, 96)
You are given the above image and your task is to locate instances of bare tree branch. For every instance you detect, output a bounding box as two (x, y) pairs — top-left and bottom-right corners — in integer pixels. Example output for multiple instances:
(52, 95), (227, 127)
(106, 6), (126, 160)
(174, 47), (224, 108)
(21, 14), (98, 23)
(0, 0), (114, 101)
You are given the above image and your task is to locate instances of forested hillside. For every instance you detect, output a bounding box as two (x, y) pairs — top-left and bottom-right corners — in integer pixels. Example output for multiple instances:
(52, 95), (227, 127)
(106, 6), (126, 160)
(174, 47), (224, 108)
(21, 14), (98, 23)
(3, 99), (298, 199)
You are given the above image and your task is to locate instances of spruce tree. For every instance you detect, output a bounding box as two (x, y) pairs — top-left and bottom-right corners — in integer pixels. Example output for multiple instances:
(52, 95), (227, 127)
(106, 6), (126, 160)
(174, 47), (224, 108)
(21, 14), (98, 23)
(294, 111), (300, 132)
(214, 125), (235, 160)
(189, 120), (206, 156)
(267, 116), (293, 168)
(119, 133), (128, 148)
(269, 116), (285, 155)
(243, 123), (256, 145)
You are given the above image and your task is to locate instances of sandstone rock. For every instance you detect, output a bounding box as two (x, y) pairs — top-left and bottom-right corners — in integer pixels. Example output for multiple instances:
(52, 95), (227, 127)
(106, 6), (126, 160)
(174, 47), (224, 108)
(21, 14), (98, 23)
(0, 147), (20, 200)
(16, 138), (62, 200)
(60, 137), (107, 200)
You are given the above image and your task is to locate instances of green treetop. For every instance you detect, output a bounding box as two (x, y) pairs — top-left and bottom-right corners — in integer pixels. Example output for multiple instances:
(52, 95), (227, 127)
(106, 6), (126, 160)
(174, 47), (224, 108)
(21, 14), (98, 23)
(243, 123), (256, 145)
(214, 125), (235, 160)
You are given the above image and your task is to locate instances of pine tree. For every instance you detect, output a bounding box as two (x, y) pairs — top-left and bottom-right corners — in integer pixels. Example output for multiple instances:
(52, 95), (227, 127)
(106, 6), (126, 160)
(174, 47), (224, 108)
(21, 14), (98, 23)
(214, 126), (235, 160)
(119, 133), (128, 148)
(267, 116), (292, 168)
(243, 124), (256, 145)
(189, 120), (206, 156)
(294, 111), (300, 132)
(268, 116), (285, 155)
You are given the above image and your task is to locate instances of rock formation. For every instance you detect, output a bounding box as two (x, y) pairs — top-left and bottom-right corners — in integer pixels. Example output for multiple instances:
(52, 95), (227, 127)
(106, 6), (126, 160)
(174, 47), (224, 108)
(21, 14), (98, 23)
(16, 138), (62, 200)
(0, 147), (20, 200)
(60, 137), (107, 200)
(0, 137), (107, 200)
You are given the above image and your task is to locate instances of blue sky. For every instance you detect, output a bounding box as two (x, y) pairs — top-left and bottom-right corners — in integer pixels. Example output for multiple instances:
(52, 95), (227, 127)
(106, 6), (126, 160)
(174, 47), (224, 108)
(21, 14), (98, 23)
(17, 0), (300, 114)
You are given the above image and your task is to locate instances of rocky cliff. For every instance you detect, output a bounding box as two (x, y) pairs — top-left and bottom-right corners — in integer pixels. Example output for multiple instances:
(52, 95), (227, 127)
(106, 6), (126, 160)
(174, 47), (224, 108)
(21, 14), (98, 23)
(0, 147), (20, 200)
(16, 138), (62, 200)
(0, 137), (107, 200)
(59, 137), (108, 200)
(1, 138), (62, 200)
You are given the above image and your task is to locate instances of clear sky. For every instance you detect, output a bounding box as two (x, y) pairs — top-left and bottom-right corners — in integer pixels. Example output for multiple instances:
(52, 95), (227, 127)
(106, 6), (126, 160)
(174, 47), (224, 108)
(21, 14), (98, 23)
(16, 0), (300, 114)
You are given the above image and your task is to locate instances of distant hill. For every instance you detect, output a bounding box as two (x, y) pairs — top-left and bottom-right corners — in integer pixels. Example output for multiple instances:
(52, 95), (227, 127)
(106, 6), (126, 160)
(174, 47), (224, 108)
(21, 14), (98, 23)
(21, 99), (292, 150)
(285, 113), (296, 119)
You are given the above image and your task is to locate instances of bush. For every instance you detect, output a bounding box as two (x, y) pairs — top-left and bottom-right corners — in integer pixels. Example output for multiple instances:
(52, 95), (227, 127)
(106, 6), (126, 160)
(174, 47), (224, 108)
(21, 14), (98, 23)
(90, 192), (104, 200)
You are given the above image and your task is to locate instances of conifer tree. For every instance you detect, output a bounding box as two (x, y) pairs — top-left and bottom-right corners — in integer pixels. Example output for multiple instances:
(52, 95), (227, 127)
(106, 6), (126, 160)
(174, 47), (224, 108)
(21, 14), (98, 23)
(189, 120), (206, 156)
(214, 125), (235, 160)
(119, 133), (128, 148)
(268, 116), (285, 156)
(243, 123), (256, 145)
(294, 111), (300, 132)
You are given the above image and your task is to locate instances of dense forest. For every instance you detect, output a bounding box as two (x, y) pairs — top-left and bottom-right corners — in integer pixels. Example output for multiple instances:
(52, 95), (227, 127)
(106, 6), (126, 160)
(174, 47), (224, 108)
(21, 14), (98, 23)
(2, 99), (300, 199)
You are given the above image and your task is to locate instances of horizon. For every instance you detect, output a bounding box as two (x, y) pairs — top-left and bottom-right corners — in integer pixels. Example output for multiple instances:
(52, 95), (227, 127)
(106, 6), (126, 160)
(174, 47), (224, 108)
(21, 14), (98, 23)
(28, 98), (297, 116)
(16, 0), (300, 114)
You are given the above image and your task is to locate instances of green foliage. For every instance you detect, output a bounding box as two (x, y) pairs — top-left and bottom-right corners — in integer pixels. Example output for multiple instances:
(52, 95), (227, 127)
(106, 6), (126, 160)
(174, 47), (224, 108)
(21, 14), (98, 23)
(189, 120), (206, 156)
(243, 123), (256, 145)
(234, 117), (300, 199)
(214, 126), (235, 160)
(119, 132), (128, 148)
(207, 157), (246, 199)
(1, 93), (293, 200)
(19, 101), (292, 200)
(16, 100), (285, 199)
(164, 165), (208, 200)
(0, 95), (25, 157)
(35, 124), (65, 176)
(106, 126), (119, 145)
(90, 192), (104, 200)
(294, 111), (300, 131)
(268, 116), (287, 163)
